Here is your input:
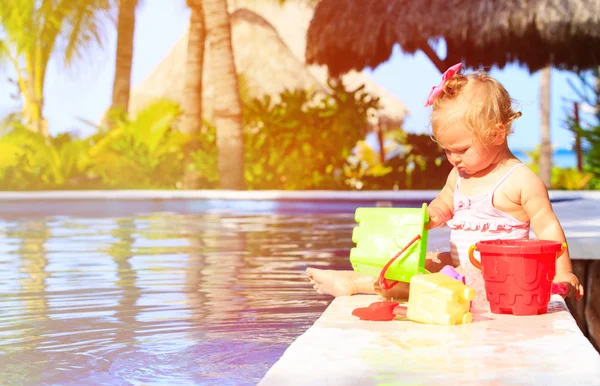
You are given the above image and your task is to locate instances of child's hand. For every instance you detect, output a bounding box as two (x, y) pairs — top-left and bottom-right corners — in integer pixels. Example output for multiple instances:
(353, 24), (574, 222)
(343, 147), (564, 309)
(426, 206), (451, 229)
(554, 271), (584, 300)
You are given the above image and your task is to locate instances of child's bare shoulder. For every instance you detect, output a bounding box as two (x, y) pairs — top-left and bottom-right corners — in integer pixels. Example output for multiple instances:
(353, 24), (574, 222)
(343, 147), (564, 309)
(446, 167), (459, 189)
(505, 163), (547, 197)
(511, 163), (538, 179)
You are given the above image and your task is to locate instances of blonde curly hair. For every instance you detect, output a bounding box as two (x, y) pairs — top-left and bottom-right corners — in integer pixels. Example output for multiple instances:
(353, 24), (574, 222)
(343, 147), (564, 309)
(430, 70), (522, 145)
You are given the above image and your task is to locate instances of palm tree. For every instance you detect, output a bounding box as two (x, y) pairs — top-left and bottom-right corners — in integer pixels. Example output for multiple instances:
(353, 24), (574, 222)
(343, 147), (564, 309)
(0, 0), (112, 136)
(203, 0), (246, 190)
(109, 0), (139, 120)
(180, 0), (206, 189)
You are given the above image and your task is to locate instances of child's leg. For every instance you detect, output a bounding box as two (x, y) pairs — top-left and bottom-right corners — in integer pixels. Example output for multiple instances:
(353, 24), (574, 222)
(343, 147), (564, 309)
(306, 251), (453, 298)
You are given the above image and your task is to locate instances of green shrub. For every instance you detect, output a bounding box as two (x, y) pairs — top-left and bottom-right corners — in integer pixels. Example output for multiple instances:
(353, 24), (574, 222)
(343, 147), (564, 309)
(243, 80), (379, 190)
(0, 81), (451, 190)
(88, 100), (189, 188)
(0, 126), (93, 190)
(345, 132), (451, 190)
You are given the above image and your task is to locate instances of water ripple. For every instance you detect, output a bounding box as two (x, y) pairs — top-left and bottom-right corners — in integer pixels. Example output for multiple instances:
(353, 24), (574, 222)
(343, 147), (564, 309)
(0, 213), (353, 385)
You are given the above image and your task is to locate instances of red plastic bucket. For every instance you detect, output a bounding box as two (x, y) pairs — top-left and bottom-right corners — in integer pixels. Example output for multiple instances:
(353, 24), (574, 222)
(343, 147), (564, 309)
(468, 239), (566, 315)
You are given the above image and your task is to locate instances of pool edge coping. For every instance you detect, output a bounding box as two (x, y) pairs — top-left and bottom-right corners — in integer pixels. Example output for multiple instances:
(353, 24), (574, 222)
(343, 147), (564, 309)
(0, 190), (598, 201)
(257, 294), (600, 385)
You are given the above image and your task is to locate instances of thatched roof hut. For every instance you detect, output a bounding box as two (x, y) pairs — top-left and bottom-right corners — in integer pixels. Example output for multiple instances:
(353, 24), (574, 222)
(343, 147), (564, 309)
(306, 0), (600, 75)
(129, 8), (324, 121)
(129, 4), (409, 127)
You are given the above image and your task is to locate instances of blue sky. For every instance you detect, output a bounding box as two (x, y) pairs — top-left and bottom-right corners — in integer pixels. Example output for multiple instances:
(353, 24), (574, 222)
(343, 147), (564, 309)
(0, 1), (587, 151)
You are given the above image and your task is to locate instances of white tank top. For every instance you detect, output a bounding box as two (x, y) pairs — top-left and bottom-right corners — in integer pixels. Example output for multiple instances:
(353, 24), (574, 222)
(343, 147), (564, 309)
(446, 163), (531, 265)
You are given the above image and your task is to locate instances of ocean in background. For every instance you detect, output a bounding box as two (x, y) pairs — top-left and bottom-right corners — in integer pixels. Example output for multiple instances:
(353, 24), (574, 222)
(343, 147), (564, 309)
(513, 148), (578, 169)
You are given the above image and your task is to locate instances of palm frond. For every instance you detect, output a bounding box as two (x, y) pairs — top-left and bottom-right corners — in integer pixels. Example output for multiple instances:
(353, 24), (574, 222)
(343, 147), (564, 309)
(0, 0), (114, 70)
(0, 0), (36, 54)
(0, 39), (8, 70)
(0, 111), (23, 133)
(59, 0), (114, 68)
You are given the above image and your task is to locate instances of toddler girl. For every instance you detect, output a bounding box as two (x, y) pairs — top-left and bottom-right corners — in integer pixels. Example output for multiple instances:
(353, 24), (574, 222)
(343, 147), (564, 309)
(307, 63), (583, 301)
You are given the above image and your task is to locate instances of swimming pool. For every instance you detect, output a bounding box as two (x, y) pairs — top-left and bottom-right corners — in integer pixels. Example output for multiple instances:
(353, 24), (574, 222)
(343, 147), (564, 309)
(0, 196), (584, 385)
(0, 199), (401, 385)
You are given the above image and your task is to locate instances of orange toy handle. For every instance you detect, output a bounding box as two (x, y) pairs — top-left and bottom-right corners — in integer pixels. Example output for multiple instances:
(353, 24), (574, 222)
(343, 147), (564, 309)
(468, 244), (481, 270)
(558, 242), (568, 258)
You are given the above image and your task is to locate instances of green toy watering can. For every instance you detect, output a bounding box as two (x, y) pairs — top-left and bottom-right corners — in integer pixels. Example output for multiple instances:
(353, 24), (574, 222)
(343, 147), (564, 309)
(349, 203), (430, 288)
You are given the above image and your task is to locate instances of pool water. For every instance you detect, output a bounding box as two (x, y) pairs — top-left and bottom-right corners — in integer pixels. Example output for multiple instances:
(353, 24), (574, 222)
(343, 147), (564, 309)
(0, 210), (361, 385)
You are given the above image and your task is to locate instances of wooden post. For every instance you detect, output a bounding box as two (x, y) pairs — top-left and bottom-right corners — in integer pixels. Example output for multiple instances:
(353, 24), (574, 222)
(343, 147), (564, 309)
(539, 67), (552, 187)
(574, 102), (583, 172)
(377, 127), (385, 164)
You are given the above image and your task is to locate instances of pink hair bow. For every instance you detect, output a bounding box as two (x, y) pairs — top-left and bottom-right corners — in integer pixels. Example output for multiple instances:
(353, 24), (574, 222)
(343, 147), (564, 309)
(424, 62), (463, 107)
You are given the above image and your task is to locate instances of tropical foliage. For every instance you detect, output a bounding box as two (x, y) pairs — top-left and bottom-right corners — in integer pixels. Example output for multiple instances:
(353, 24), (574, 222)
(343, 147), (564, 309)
(1, 1), (593, 192)
(0, 126), (92, 190)
(345, 132), (451, 191)
(524, 146), (595, 190)
(0, 100), (188, 190)
(0, 82), (452, 190)
(242, 81), (379, 189)
(565, 68), (600, 189)
(87, 100), (189, 188)
(0, 0), (112, 136)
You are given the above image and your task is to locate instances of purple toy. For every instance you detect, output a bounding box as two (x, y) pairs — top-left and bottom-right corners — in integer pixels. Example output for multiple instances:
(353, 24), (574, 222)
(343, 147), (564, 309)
(439, 265), (465, 284)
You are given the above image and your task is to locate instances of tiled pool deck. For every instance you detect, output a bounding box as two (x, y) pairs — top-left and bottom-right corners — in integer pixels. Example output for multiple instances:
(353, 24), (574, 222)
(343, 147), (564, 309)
(1, 190), (599, 384)
(258, 294), (600, 385)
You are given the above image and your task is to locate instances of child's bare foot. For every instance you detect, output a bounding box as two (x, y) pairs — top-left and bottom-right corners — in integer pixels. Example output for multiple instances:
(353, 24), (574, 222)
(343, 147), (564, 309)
(306, 268), (375, 297)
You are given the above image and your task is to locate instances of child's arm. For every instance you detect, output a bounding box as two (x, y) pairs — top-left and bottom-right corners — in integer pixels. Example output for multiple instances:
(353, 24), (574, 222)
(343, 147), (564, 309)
(521, 173), (584, 299)
(427, 168), (457, 229)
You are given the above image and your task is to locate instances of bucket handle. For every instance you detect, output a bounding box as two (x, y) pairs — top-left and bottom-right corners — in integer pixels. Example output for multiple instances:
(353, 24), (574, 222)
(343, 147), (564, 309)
(469, 242), (568, 271)
(468, 245), (481, 270)
(378, 234), (422, 291)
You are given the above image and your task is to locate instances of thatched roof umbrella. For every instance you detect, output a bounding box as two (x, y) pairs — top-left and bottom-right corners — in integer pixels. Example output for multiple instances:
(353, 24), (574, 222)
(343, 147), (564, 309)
(430, 0), (600, 73)
(306, 0), (600, 75)
(306, 0), (443, 76)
